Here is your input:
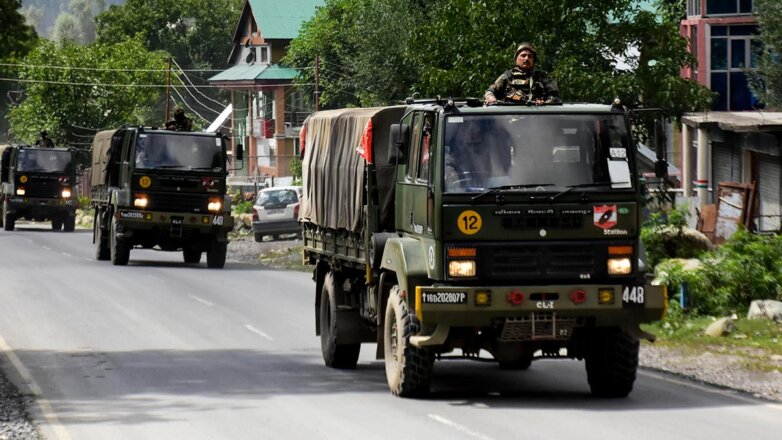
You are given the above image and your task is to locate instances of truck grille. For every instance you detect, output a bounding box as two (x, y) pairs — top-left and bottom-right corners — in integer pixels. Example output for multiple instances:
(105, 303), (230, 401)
(24, 181), (61, 198)
(502, 215), (583, 230)
(498, 313), (580, 342)
(486, 243), (596, 279)
(147, 192), (210, 213)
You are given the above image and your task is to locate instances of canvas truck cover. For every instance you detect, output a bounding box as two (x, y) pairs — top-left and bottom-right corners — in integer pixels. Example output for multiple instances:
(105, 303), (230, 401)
(90, 129), (122, 187)
(299, 106), (405, 232)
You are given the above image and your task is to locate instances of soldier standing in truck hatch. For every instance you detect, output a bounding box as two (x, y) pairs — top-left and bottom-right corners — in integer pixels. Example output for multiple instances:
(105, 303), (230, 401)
(484, 42), (560, 106)
(165, 108), (193, 131)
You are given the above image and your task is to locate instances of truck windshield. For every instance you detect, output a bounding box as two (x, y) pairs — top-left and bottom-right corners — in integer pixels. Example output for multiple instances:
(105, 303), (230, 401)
(442, 114), (634, 193)
(16, 149), (72, 173)
(134, 133), (223, 171)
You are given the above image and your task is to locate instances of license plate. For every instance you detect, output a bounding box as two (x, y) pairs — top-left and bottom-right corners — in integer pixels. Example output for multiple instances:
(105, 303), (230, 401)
(266, 209), (283, 215)
(421, 291), (468, 304)
(622, 286), (645, 307)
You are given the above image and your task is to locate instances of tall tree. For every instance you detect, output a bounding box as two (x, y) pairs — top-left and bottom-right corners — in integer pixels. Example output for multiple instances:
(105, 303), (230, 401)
(1, 0), (38, 143)
(286, 0), (712, 117)
(8, 39), (168, 146)
(753, 0), (782, 108)
(95, 0), (242, 70)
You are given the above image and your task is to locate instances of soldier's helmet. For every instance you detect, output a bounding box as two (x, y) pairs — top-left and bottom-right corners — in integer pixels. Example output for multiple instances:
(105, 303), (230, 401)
(514, 42), (537, 60)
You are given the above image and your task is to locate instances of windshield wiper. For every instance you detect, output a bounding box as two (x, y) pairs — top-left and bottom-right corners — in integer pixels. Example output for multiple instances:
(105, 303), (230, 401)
(471, 183), (554, 202)
(543, 182), (630, 201)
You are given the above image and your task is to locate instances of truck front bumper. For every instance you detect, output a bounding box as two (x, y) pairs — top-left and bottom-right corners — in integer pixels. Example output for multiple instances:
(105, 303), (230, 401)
(411, 283), (666, 346)
(115, 209), (234, 233)
(6, 196), (76, 216)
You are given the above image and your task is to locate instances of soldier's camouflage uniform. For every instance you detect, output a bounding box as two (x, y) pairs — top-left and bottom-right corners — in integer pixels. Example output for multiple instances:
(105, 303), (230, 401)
(486, 67), (560, 104)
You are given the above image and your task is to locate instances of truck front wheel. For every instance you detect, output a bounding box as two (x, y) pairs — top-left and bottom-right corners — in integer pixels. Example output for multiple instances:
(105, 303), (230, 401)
(319, 272), (360, 369)
(110, 216), (130, 265)
(3, 209), (14, 231)
(585, 328), (639, 398)
(384, 285), (434, 397)
(63, 215), (76, 232)
(206, 238), (227, 268)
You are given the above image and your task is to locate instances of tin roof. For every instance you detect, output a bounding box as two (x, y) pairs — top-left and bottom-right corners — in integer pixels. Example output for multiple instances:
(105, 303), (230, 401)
(248, 0), (325, 40)
(683, 112), (782, 132)
(208, 64), (299, 83)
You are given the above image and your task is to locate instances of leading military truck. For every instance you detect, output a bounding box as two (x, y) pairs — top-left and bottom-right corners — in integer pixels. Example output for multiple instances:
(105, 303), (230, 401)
(90, 127), (235, 267)
(300, 99), (667, 397)
(1, 145), (77, 231)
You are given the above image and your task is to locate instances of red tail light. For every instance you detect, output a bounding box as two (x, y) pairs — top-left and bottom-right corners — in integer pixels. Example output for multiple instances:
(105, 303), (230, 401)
(570, 289), (587, 304)
(507, 290), (525, 305)
(252, 207), (259, 221)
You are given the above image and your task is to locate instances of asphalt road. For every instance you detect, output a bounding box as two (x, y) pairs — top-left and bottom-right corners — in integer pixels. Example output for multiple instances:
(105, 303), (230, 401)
(1, 223), (781, 440)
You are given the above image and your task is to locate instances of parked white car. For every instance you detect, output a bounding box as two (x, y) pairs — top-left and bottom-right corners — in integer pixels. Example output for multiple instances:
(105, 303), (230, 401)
(252, 186), (302, 242)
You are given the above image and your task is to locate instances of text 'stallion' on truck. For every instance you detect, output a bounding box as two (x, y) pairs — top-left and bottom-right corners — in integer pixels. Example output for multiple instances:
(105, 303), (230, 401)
(1, 145), (77, 232)
(300, 98), (667, 398)
(90, 127), (237, 267)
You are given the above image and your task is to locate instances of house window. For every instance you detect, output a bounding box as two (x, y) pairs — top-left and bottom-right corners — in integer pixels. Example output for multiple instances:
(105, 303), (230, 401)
(706, 0), (753, 15)
(687, 0), (701, 16)
(709, 25), (761, 111)
(690, 25), (698, 79)
(258, 45), (270, 64)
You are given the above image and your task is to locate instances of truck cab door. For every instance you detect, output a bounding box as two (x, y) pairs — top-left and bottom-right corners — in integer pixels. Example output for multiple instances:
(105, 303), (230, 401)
(398, 111), (435, 236)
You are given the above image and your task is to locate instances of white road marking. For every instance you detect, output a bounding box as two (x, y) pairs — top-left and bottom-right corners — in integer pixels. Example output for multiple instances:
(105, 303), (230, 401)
(61, 252), (72, 257)
(188, 295), (214, 307)
(0, 333), (72, 440)
(428, 414), (496, 440)
(244, 324), (274, 341)
(150, 276), (166, 283)
(639, 369), (782, 410)
(42, 246), (52, 251)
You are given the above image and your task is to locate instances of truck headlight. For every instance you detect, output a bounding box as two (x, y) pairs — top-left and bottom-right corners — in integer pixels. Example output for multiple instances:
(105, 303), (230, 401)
(607, 257), (632, 275)
(448, 260), (476, 277)
(16, 187), (25, 196)
(207, 199), (222, 213)
(61, 188), (72, 198)
(134, 196), (148, 208)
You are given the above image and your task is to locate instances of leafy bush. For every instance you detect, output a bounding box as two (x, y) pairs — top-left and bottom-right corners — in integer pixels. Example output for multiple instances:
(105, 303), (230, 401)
(641, 205), (704, 267)
(233, 200), (254, 215)
(655, 228), (782, 316)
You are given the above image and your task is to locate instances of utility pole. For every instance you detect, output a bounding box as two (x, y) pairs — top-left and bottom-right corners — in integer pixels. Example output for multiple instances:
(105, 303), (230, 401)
(165, 57), (172, 122)
(314, 55), (320, 112)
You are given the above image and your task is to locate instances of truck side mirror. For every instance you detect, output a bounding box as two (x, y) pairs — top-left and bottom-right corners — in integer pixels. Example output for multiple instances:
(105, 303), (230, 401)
(235, 143), (244, 162)
(387, 124), (410, 165)
(653, 119), (667, 179)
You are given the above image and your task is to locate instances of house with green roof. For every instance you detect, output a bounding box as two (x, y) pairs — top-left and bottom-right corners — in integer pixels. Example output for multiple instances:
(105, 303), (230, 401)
(209, 0), (324, 179)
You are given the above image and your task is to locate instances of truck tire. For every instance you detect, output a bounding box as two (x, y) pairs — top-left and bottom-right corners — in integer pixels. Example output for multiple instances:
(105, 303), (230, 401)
(384, 285), (434, 397)
(52, 218), (63, 231)
(206, 239), (227, 268)
(4, 210), (14, 231)
(254, 233), (263, 242)
(94, 211), (110, 261)
(319, 272), (361, 369)
(63, 215), (76, 232)
(110, 216), (130, 266)
(585, 328), (639, 398)
(183, 248), (202, 264)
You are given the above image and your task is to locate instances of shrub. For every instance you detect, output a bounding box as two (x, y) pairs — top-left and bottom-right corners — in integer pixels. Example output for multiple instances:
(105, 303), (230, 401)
(641, 205), (704, 267)
(233, 200), (254, 215)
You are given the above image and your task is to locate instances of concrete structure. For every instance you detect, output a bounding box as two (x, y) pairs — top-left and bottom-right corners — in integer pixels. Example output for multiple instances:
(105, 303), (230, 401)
(209, 0), (323, 181)
(678, 1), (780, 232)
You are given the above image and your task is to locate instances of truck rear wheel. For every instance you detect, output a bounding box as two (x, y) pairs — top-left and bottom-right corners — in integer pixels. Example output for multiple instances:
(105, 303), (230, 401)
(63, 215), (76, 232)
(206, 239), (227, 268)
(319, 272), (361, 369)
(384, 285), (434, 397)
(94, 211), (110, 260)
(585, 328), (639, 398)
(110, 216), (130, 266)
(183, 248), (202, 264)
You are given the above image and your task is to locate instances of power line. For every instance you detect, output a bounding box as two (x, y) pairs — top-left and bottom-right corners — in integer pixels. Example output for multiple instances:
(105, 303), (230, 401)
(0, 77), (313, 88)
(0, 62), (226, 73)
(171, 59), (230, 109)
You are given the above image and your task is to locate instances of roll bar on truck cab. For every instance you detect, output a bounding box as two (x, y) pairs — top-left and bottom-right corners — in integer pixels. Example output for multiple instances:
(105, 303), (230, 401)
(300, 98), (667, 397)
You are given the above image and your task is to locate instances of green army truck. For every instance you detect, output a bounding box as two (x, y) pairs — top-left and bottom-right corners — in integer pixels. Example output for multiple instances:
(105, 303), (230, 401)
(300, 99), (667, 397)
(1, 145), (77, 231)
(90, 127), (235, 267)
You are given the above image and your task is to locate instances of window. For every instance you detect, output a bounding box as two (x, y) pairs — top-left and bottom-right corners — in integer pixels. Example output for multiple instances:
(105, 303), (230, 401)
(687, 0), (701, 16)
(706, 0), (753, 15)
(406, 113), (422, 180)
(416, 114), (434, 183)
(258, 45), (270, 64)
(709, 24), (761, 110)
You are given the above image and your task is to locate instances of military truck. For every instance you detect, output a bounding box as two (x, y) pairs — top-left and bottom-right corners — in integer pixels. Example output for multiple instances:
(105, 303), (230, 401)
(1, 145), (77, 231)
(90, 127), (236, 267)
(300, 99), (667, 397)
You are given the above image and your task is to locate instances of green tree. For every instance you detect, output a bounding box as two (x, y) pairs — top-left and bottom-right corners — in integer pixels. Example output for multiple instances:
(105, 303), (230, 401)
(1, 0), (38, 142)
(286, 0), (712, 116)
(8, 39), (168, 146)
(95, 0), (242, 70)
(753, 0), (782, 108)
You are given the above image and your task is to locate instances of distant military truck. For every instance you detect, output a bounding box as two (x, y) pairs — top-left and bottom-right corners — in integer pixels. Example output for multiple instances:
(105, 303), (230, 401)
(90, 127), (236, 267)
(300, 99), (667, 397)
(0, 145), (77, 231)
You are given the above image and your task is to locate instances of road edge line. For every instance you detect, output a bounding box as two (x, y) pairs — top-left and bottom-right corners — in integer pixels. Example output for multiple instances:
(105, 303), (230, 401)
(0, 333), (72, 440)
